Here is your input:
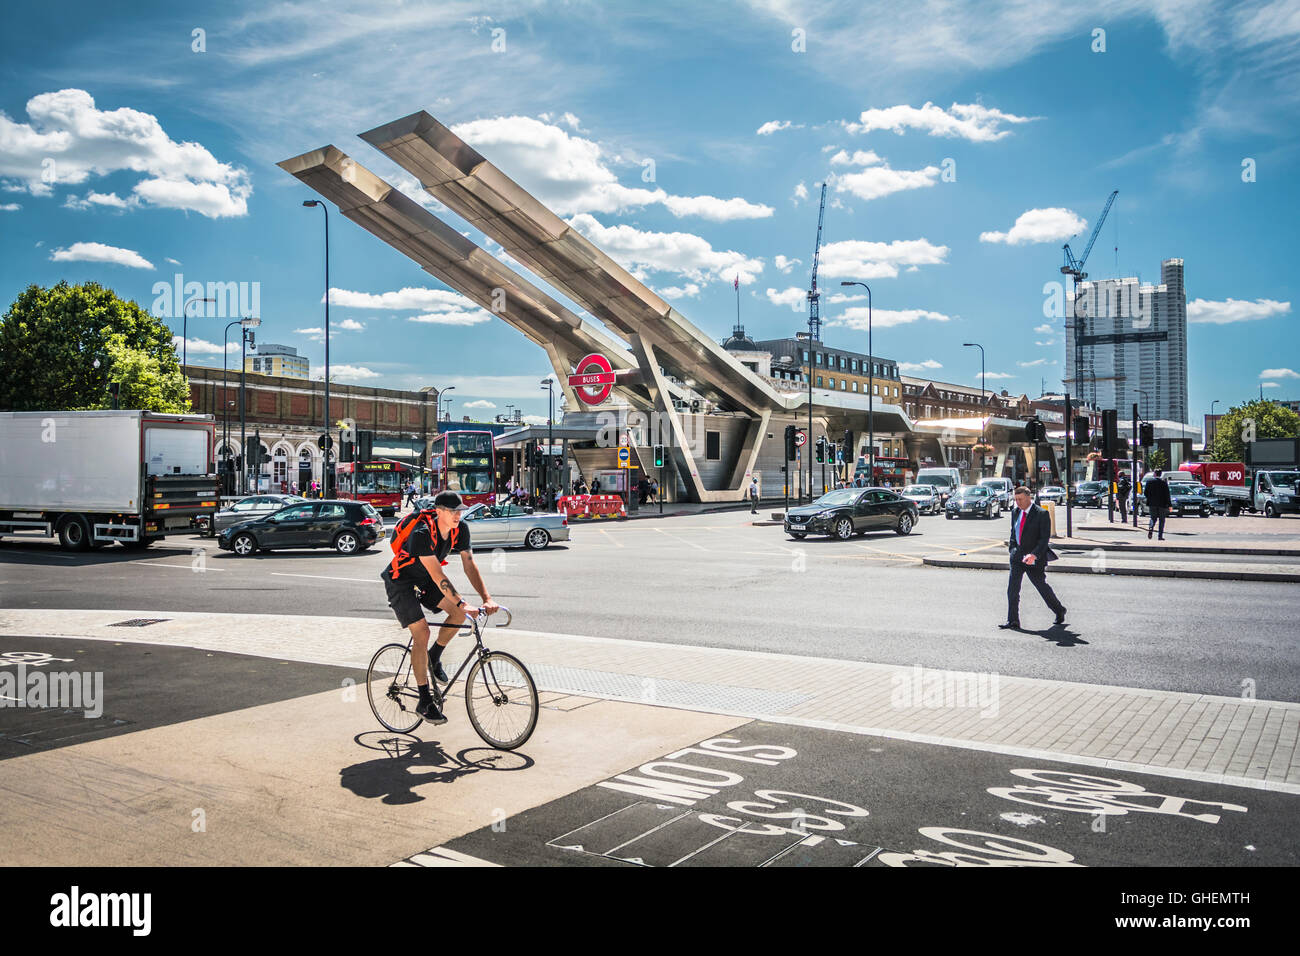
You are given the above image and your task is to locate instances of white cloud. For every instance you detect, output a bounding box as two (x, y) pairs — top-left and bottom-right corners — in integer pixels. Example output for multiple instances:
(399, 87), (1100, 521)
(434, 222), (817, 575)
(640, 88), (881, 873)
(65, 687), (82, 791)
(774, 255), (802, 273)
(408, 310), (492, 326)
(818, 238), (949, 279)
(50, 241), (153, 269)
(0, 89), (250, 216)
(1188, 298), (1291, 324)
(1035, 339), (1056, 346)
(165, 257), (181, 266)
(980, 372), (1016, 379)
(0, 202), (19, 211)
(827, 292), (866, 304)
(792, 182), (809, 203)
(464, 399), (497, 409)
(830, 308), (951, 330)
(658, 283), (701, 299)
(899, 359), (942, 372)
(828, 149), (884, 166)
(294, 327), (325, 341)
(64, 191), (133, 210)
(452, 115), (772, 221)
(568, 213), (764, 285)
(1262, 382), (1281, 389)
(833, 162), (942, 201)
(757, 120), (803, 135)
(329, 287), (468, 311)
(842, 101), (1037, 141)
(521, 414), (549, 425)
(1260, 367), (1299, 379)
(1033, 323), (1054, 334)
(1018, 358), (1049, 367)
(980, 207), (1086, 245)
(313, 365), (380, 382)
(172, 336), (237, 355)
(766, 286), (807, 308)
(336, 318), (365, 331)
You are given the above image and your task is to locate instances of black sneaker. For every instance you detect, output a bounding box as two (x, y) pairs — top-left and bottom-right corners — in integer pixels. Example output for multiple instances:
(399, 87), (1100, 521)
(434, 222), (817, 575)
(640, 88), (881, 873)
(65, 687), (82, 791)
(416, 696), (447, 725)
(429, 656), (449, 684)
(1054, 607), (1067, 625)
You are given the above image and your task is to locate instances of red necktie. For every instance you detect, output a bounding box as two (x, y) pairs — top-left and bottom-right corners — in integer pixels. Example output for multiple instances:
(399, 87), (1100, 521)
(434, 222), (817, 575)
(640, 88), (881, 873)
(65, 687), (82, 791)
(1017, 511), (1027, 543)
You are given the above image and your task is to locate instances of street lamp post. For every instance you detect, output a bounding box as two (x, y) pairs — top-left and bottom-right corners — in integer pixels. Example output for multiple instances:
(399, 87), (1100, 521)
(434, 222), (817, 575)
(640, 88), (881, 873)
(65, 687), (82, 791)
(841, 281), (873, 484)
(963, 342), (985, 478)
(1209, 399), (1219, 451)
(541, 378), (555, 509)
(303, 200), (331, 495)
(440, 385), (455, 422)
(181, 296), (216, 370)
(237, 317), (261, 494)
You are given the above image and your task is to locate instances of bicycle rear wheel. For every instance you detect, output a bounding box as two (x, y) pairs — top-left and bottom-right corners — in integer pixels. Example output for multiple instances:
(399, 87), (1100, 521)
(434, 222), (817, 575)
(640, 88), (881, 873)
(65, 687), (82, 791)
(367, 643), (422, 734)
(464, 651), (538, 750)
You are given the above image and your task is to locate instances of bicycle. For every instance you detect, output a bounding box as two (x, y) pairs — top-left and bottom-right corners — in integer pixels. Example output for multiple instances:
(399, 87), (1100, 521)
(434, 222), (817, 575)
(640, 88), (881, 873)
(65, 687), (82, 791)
(365, 605), (539, 750)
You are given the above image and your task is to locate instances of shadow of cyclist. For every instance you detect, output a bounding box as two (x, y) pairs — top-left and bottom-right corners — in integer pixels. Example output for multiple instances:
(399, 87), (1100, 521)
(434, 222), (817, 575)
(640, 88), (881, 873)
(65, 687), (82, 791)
(340, 734), (533, 805)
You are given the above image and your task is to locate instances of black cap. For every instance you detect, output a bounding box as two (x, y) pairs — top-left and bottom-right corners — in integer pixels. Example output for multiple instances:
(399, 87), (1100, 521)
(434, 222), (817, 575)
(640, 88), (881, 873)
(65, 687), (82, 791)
(433, 491), (469, 511)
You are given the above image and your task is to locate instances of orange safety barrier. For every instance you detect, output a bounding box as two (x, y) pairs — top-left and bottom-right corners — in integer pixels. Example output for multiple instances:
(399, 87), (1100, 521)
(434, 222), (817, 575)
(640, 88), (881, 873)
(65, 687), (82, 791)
(558, 494), (627, 518)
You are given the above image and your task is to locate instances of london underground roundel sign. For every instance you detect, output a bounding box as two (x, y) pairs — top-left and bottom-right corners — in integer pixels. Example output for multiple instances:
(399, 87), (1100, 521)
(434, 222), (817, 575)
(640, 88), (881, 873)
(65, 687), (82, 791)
(568, 353), (615, 405)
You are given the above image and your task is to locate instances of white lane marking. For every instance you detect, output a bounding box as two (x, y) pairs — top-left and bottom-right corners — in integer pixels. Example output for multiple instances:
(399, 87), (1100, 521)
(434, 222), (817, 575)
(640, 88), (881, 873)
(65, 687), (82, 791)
(596, 528), (625, 549)
(271, 572), (379, 583)
(136, 563), (227, 572)
(652, 527), (709, 551)
(401, 847), (502, 867)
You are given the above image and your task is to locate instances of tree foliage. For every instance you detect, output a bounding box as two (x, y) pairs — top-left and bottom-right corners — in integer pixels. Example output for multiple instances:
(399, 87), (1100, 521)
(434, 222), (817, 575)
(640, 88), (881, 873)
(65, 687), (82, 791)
(1208, 399), (1300, 462)
(0, 281), (191, 412)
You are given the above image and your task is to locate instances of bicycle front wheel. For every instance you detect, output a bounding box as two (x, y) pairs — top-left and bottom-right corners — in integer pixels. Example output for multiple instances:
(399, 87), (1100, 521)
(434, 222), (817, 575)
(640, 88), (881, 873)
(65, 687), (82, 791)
(367, 643), (422, 734)
(465, 651), (538, 750)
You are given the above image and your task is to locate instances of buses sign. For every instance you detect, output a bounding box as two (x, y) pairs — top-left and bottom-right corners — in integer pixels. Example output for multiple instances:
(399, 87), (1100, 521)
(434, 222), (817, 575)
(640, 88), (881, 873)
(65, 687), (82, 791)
(568, 353), (615, 406)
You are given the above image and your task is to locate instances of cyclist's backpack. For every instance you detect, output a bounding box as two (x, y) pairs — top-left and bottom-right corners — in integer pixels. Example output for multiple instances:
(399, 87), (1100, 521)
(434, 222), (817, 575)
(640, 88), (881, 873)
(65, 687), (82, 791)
(388, 511), (458, 579)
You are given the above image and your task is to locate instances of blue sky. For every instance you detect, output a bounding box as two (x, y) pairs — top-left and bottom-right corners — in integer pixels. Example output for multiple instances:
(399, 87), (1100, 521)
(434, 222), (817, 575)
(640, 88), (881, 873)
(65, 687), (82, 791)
(2, 0), (1297, 426)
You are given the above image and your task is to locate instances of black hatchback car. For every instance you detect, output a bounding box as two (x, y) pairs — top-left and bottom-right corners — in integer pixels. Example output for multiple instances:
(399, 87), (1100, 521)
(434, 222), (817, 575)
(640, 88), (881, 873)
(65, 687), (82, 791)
(217, 500), (385, 556)
(785, 487), (918, 540)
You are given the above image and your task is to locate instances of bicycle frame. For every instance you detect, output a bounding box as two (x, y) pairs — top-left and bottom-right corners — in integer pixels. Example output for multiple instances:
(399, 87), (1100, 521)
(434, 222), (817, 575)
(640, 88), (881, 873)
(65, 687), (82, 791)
(402, 607), (512, 704)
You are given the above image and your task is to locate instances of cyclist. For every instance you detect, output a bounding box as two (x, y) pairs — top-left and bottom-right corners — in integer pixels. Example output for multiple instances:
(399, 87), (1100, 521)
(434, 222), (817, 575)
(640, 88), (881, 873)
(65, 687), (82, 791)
(381, 490), (499, 723)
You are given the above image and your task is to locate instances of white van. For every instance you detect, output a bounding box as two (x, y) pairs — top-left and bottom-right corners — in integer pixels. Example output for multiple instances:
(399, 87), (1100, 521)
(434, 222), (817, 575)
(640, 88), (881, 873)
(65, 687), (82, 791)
(978, 476), (1014, 506)
(915, 467), (962, 500)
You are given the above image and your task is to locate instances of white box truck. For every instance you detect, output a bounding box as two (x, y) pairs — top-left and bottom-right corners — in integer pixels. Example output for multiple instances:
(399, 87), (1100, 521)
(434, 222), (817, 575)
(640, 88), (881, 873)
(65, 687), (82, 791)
(0, 410), (220, 551)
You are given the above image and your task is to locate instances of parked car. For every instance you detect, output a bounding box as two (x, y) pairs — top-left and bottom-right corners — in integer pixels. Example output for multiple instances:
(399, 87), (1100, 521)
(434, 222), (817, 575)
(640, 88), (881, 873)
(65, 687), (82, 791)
(413, 497), (571, 549)
(206, 493), (306, 533)
(785, 487), (918, 539)
(1137, 482), (1214, 518)
(1038, 485), (1066, 504)
(899, 483), (941, 515)
(217, 500), (384, 555)
(977, 477), (1014, 507)
(1072, 481), (1108, 508)
(945, 484), (1001, 519)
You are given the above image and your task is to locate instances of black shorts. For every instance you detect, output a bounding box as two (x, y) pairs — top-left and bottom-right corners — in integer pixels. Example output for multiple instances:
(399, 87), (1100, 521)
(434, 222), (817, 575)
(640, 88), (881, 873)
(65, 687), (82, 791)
(382, 572), (446, 629)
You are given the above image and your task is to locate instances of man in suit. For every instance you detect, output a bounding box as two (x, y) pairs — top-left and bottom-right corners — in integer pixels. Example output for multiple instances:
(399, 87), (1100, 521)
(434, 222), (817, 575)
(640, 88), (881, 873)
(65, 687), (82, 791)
(1143, 468), (1171, 540)
(1000, 486), (1067, 629)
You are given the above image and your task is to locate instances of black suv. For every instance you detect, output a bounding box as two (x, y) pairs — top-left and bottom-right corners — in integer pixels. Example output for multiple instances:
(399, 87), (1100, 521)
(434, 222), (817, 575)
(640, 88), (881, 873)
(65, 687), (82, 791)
(785, 487), (918, 540)
(217, 500), (385, 556)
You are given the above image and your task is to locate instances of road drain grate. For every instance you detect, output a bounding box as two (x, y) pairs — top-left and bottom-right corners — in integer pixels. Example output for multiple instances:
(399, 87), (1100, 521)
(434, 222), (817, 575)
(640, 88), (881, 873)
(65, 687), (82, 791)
(107, 618), (171, 628)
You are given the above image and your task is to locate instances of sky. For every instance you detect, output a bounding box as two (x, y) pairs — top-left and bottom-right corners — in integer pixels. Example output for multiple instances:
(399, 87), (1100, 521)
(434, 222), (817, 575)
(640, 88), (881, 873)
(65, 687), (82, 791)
(2, 0), (1298, 427)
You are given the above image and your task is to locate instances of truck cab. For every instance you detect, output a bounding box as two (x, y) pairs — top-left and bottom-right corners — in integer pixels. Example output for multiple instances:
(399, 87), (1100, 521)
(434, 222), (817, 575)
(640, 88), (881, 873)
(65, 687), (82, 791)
(1253, 470), (1300, 518)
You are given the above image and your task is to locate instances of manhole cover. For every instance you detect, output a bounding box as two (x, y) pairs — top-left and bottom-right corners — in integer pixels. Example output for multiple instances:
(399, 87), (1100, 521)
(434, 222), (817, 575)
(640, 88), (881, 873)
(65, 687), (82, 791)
(107, 618), (171, 628)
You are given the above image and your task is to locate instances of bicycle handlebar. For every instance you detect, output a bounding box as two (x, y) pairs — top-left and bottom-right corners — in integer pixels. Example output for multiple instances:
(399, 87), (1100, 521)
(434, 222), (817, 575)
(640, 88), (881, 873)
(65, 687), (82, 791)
(465, 605), (511, 628)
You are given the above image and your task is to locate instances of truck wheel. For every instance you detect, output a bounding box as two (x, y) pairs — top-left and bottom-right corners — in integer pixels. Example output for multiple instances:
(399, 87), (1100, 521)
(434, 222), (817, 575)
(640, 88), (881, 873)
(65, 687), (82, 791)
(1265, 503), (1279, 518)
(57, 516), (91, 552)
(1227, 503), (1240, 517)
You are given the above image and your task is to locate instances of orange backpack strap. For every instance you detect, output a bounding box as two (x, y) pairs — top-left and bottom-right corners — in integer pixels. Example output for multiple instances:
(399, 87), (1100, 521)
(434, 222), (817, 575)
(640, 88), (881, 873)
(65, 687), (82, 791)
(388, 512), (437, 580)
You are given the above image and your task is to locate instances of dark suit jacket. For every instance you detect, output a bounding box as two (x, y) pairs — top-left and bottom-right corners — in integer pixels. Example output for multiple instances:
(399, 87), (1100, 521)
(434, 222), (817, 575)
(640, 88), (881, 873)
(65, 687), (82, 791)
(1008, 505), (1058, 565)
(1144, 477), (1171, 510)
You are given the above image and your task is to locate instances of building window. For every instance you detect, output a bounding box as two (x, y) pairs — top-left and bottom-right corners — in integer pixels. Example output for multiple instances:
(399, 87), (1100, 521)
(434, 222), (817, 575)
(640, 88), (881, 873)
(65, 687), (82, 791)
(851, 359), (859, 371)
(873, 384), (878, 395)
(817, 376), (823, 387)
(839, 356), (846, 369)
(802, 350), (808, 362)
(705, 430), (721, 461)
(852, 382), (858, 392)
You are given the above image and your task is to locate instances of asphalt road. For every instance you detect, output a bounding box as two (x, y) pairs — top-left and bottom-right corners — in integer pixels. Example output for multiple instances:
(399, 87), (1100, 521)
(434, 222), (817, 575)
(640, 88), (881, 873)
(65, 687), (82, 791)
(3, 511), (1298, 701)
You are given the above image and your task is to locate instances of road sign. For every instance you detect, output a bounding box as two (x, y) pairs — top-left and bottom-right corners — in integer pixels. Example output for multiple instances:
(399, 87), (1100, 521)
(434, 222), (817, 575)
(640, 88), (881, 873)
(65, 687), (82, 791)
(617, 447), (631, 469)
(794, 429), (807, 448)
(568, 353), (615, 405)
(317, 434), (333, 450)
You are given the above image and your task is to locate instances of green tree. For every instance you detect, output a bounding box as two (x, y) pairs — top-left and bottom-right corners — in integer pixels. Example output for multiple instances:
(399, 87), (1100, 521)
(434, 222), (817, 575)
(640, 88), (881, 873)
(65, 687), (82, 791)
(1147, 448), (1168, 471)
(0, 281), (190, 412)
(1208, 399), (1300, 462)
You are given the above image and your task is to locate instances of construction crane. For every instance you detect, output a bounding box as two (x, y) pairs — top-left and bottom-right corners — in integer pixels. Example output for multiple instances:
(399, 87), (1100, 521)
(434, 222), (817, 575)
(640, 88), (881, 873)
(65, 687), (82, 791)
(807, 183), (828, 342)
(1061, 189), (1118, 282)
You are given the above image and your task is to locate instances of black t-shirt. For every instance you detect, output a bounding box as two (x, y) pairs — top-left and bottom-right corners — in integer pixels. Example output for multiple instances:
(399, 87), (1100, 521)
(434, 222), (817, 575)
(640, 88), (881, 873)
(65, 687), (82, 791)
(383, 515), (472, 590)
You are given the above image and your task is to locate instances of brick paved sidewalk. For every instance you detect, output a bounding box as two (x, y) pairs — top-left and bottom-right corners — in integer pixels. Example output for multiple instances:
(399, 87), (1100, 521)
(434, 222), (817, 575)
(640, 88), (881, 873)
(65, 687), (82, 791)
(2, 608), (1296, 792)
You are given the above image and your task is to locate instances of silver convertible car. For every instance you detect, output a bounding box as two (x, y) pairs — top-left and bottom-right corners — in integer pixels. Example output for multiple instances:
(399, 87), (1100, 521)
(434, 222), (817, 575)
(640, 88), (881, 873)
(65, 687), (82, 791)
(415, 498), (571, 550)
(205, 493), (306, 533)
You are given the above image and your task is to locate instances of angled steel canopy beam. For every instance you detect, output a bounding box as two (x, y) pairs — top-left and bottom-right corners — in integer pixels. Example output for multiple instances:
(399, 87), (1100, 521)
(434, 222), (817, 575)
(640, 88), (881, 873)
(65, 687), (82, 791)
(359, 112), (796, 418)
(277, 146), (652, 410)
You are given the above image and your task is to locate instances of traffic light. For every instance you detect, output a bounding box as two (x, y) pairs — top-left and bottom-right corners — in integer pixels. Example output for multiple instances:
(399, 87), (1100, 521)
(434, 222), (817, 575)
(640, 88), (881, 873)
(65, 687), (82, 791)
(1101, 409), (1119, 456)
(815, 436), (825, 463)
(842, 430), (854, 460)
(1024, 419), (1046, 442)
(1139, 422), (1154, 447)
(690, 399), (701, 413)
(654, 444), (665, 468)
(784, 426), (796, 460)
(357, 430), (375, 462)
(1072, 415), (1090, 444)
(235, 454), (243, 472)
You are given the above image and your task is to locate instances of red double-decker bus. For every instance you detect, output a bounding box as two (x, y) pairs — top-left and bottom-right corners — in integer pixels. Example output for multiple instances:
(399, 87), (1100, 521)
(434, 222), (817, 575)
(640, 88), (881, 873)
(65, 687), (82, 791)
(336, 460), (416, 515)
(430, 430), (496, 506)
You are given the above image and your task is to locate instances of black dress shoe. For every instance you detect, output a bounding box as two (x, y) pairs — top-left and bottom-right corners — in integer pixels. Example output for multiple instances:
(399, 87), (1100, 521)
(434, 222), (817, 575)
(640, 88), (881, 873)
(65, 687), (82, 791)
(998, 621), (1021, 630)
(1054, 607), (1067, 625)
